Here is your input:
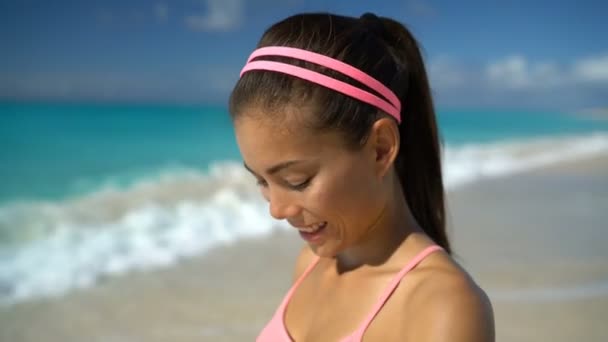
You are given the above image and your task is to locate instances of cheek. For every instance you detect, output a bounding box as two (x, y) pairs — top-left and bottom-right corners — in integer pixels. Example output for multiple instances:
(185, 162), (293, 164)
(311, 168), (380, 225)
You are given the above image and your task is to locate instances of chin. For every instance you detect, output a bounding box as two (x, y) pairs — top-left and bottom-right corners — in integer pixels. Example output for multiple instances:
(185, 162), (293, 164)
(310, 243), (342, 258)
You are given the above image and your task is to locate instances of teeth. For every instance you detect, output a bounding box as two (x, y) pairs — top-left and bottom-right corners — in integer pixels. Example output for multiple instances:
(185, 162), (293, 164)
(300, 222), (326, 233)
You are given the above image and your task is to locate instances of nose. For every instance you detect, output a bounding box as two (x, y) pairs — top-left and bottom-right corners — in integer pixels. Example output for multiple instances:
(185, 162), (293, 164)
(266, 187), (301, 220)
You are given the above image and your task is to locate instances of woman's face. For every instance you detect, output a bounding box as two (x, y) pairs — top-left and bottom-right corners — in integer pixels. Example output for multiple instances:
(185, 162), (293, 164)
(234, 111), (388, 257)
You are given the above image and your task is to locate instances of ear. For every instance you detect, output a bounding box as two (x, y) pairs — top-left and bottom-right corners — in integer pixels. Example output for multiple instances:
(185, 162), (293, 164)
(367, 118), (400, 179)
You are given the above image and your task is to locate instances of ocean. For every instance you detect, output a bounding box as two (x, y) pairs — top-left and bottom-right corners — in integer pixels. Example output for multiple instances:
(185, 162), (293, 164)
(1, 101), (608, 306)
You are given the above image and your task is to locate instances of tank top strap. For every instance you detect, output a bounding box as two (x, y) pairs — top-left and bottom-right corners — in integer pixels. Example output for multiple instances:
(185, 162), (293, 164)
(349, 245), (444, 339)
(276, 254), (321, 313)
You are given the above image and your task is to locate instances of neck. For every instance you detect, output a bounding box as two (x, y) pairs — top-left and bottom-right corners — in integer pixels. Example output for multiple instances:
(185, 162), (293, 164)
(335, 175), (422, 273)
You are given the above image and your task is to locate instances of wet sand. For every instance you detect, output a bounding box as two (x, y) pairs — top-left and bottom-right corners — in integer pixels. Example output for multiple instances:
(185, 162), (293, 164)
(1, 154), (607, 342)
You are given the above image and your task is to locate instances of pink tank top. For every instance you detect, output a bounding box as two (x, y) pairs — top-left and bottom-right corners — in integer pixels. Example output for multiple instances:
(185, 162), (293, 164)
(256, 245), (443, 342)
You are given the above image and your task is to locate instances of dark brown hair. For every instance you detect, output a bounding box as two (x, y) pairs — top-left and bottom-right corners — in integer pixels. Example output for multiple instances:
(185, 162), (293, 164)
(229, 13), (450, 253)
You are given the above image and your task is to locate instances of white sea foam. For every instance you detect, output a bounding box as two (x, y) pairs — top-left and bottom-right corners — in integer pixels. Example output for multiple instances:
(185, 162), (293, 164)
(444, 132), (608, 188)
(1, 133), (608, 305)
(0, 163), (288, 305)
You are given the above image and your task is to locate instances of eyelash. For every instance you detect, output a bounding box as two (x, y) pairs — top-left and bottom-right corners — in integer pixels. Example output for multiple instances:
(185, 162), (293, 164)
(256, 178), (268, 187)
(289, 178), (312, 191)
(256, 178), (312, 191)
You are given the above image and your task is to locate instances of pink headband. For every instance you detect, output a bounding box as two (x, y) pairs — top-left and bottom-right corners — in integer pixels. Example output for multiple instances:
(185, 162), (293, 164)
(239, 46), (402, 123)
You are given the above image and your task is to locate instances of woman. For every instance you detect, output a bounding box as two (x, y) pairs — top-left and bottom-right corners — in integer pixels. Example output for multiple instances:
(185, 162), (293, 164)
(229, 12), (495, 342)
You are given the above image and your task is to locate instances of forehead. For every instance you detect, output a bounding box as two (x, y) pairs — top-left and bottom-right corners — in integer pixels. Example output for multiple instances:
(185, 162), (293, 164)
(234, 111), (343, 170)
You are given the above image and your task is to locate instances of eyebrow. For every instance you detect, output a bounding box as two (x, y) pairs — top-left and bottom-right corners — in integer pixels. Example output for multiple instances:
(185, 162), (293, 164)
(243, 160), (305, 176)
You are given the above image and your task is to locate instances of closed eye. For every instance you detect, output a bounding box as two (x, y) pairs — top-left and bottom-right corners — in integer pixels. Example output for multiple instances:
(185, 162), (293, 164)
(287, 178), (312, 191)
(256, 178), (268, 187)
(254, 177), (312, 191)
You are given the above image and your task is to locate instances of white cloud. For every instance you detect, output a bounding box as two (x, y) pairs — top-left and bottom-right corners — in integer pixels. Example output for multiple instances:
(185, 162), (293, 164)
(4, 52), (605, 108)
(486, 55), (530, 89)
(428, 57), (468, 88)
(185, 0), (244, 32)
(533, 62), (562, 87)
(155, 3), (168, 23)
(425, 53), (608, 109)
(573, 54), (608, 82)
(0, 68), (239, 103)
(3, 72), (160, 100)
(485, 55), (565, 90)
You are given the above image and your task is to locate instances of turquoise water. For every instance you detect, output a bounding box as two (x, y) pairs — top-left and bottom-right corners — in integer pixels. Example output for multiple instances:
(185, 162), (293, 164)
(0, 102), (240, 203)
(437, 109), (607, 144)
(1, 101), (607, 204)
(1, 100), (608, 305)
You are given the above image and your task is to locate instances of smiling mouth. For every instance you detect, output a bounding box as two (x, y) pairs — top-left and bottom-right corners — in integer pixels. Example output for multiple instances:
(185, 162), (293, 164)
(297, 221), (327, 233)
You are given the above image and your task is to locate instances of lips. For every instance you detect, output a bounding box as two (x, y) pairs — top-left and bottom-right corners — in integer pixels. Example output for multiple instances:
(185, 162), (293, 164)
(295, 221), (327, 233)
(297, 221), (328, 243)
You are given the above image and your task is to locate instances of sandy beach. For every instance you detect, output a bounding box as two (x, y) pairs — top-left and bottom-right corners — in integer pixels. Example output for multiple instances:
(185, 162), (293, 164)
(1, 154), (607, 342)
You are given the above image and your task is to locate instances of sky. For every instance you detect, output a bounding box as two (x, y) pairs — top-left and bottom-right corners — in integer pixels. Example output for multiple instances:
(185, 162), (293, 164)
(1, 0), (607, 110)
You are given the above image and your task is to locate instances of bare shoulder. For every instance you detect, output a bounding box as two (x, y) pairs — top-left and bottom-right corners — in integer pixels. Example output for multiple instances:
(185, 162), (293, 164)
(292, 244), (317, 283)
(407, 255), (495, 342)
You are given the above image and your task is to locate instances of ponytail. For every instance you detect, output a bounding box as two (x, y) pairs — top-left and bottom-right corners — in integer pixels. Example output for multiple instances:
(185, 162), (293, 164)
(378, 17), (451, 254)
